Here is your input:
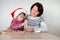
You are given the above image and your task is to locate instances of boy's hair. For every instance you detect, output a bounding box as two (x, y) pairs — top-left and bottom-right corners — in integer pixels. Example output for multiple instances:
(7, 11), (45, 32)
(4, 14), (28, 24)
(30, 2), (44, 17)
(17, 12), (26, 17)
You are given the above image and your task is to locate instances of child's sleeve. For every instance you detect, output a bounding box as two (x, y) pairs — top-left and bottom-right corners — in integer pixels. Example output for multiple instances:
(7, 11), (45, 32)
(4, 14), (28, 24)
(10, 20), (19, 30)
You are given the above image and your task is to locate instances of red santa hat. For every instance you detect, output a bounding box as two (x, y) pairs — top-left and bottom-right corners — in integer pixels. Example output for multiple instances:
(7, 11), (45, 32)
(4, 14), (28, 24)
(11, 8), (26, 19)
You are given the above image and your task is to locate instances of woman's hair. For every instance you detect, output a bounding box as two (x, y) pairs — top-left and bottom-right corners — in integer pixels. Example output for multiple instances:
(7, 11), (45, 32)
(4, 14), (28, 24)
(30, 2), (44, 17)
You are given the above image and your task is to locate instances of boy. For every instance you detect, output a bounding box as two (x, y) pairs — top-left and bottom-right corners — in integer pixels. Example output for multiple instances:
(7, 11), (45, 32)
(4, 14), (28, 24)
(8, 8), (27, 31)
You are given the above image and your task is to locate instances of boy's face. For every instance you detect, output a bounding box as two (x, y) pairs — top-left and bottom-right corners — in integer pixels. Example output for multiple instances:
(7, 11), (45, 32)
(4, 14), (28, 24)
(17, 13), (25, 21)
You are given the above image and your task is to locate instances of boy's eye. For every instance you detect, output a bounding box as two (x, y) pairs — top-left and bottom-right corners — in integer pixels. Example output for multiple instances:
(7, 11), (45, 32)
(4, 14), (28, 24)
(19, 16), (24, 18)
(18, 14), (25, 18)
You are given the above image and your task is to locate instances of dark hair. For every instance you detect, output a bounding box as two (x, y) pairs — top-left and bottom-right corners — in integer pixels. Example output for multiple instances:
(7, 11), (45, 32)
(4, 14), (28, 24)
(18, 12), (26, 17)
(30, 2), (43, 17)
(17, 12), (26, 22)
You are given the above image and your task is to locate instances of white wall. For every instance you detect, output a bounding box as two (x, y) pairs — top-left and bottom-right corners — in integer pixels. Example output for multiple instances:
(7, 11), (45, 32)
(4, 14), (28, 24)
(44, 0), (60, 37)
(0, 0), (60, 37)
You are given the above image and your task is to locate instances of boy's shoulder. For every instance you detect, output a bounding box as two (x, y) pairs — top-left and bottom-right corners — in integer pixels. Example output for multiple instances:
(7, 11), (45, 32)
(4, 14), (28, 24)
(12, 19), (17, 22)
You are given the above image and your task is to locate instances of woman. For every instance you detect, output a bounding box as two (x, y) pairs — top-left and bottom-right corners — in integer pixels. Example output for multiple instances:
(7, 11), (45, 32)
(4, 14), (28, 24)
(24, 2), (48, 32)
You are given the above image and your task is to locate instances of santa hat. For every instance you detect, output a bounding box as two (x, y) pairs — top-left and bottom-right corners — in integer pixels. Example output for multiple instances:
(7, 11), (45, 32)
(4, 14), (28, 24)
(11, 8), (26, 19)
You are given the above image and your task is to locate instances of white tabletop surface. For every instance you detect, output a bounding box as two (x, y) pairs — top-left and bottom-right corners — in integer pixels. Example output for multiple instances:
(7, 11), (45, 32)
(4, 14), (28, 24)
(0, 31), (60, 40)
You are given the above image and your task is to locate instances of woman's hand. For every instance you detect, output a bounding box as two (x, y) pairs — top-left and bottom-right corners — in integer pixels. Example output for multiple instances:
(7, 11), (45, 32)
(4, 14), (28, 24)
(24, 28), (34, 32)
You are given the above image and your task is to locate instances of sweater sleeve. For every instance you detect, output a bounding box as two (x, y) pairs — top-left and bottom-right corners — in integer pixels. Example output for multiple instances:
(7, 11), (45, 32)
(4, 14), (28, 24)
(35, 17), (48, 32)
(40, 21), (48, 32)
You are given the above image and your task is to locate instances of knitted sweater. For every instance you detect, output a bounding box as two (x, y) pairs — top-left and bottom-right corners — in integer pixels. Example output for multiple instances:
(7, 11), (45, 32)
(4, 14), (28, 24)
(24, 16), (46, 32)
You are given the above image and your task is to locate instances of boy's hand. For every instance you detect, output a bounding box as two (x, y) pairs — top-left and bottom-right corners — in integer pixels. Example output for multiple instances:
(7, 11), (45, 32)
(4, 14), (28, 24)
(21, 19), (28, 26)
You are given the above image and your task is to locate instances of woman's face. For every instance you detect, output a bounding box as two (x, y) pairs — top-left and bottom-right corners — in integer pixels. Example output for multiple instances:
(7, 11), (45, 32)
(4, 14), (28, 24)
(30, 5), (39, 17)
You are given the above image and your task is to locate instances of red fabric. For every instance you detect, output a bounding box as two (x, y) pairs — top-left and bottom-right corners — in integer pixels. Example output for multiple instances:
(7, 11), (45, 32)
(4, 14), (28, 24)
(11, 8), (22, 18)
(10, 8), (24, 30)
(10, 19), (23, 30)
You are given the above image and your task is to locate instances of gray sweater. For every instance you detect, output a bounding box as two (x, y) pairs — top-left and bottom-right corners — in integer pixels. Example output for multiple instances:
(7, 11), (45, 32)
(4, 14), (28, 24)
(24, 16), (44, 32)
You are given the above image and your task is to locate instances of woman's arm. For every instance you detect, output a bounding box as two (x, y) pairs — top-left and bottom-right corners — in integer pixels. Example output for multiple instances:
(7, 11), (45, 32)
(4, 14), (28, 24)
(35, 21), (48, 33)
(40, 21), (48, 32)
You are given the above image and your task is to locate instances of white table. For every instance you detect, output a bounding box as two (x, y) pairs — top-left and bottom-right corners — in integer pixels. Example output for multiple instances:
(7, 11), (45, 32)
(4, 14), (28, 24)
(0, 31), (60, 40)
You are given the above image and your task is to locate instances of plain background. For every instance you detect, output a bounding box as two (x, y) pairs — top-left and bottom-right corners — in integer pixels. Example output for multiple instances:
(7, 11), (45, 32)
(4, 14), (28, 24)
(0, 0), (60, 37)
